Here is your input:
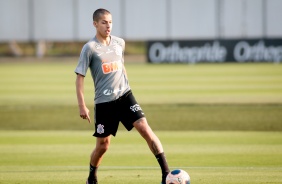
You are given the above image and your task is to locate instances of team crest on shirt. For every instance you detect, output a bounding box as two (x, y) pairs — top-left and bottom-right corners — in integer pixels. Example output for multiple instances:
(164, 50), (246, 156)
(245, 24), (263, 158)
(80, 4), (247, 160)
(112, 39), (119, 45)
(97, 124), (104, 134)
(113, 45), (122, 56)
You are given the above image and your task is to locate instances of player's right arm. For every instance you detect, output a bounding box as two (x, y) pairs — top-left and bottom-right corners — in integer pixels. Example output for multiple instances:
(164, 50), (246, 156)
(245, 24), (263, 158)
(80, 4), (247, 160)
(76, 74), (91, 123)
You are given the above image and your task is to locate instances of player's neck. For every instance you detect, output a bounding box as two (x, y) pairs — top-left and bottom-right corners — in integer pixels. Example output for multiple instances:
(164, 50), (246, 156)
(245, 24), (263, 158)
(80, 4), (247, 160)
(95, 34), (111, 46)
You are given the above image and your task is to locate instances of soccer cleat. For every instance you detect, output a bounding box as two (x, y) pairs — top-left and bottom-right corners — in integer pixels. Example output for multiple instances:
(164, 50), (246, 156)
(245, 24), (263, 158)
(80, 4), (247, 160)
(161, 172), (168, 184)
(86, 179), (98, 184)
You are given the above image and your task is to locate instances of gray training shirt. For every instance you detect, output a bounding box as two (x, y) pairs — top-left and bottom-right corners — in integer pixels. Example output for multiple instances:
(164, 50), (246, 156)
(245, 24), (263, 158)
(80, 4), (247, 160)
(74, 36), (131, 104)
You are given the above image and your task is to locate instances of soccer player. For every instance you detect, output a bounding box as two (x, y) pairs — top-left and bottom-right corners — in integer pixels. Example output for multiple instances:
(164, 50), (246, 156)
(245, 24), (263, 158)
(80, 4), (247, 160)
(75, 8), (170, 184)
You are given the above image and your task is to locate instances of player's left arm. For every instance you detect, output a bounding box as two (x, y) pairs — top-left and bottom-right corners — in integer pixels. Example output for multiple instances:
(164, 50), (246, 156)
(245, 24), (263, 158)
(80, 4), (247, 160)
(121, 39), (128, 78)
(122, 65), (128, 78)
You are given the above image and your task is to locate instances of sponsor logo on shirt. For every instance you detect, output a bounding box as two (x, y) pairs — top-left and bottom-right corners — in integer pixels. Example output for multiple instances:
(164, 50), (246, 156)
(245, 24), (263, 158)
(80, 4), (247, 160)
(103, 86), (125, 96)
(102, 60), (123, 74)
(95, 43), (102, 49)
(96, 45), (122, 57)
(106, 48), (114, 54)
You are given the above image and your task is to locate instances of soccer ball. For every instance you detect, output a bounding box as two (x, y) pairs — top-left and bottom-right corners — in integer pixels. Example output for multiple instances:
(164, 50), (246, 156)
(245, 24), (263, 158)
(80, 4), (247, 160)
(166, 169), (190, 184)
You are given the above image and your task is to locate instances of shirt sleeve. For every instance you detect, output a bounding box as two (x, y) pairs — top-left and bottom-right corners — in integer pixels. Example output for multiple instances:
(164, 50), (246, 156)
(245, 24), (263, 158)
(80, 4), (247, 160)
(74, 44), (92, 76)
(121, 39), (125, 64)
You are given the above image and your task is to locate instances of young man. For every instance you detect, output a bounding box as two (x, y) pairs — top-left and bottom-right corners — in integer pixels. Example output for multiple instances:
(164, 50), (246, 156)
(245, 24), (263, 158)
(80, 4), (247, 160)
(75, 9), (170, 184)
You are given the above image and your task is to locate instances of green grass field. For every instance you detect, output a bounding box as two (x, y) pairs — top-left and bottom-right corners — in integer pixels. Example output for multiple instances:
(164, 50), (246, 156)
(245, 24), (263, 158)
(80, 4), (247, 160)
(0, 59), (282, 183)
(0, 131), (281, 184)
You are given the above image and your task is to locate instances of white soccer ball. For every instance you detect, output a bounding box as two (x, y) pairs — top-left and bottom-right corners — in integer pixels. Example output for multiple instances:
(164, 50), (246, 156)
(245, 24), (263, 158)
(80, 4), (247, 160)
(166, 169), (190, 184)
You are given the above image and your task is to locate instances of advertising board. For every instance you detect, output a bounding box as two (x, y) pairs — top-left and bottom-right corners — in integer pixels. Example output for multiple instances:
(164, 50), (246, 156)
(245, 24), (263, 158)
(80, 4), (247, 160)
(147, 39), (282, 63)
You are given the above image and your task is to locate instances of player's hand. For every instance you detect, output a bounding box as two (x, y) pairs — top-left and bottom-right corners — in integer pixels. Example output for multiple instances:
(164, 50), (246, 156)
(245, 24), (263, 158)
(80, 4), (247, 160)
(79, 106), (91, 123)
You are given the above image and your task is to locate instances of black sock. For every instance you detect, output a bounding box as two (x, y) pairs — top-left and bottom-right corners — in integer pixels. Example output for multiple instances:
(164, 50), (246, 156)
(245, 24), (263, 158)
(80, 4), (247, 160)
(155, 152), (170, 181)
(88, 164), (98, 183)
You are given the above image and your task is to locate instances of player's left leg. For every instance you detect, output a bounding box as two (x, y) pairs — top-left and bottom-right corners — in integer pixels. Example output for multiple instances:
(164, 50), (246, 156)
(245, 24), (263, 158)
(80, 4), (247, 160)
(133, 117), (163, 154)
(119, 91), (170, 183)
(133, 118), (170, 183)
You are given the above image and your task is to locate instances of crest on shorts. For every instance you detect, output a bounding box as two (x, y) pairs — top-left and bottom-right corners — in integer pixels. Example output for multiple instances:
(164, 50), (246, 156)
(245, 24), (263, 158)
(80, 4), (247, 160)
(97, 124), (104, 134)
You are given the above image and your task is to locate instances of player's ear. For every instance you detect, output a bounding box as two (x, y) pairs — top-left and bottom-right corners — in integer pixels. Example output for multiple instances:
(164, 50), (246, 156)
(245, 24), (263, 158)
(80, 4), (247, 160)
(93, 21), (97, 28)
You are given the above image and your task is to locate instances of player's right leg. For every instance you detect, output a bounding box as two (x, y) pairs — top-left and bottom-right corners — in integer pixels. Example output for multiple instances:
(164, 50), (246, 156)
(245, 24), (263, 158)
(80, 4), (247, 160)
(87, 100), (119, 183)
(91, 136), (111, 167)
(87, 136), (111, 184)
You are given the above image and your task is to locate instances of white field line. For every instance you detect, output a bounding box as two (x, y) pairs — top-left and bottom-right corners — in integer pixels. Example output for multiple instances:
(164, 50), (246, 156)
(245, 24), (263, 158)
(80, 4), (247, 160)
(1, 166), (282, 173)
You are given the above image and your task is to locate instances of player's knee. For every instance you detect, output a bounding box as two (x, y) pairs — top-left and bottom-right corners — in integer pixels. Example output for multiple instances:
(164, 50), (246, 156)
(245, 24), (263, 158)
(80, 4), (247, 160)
(96, 139), (110, 154)
(134, 118), (148, 129)
(134, 118), (153, 137)
(95, 145), (109, 156)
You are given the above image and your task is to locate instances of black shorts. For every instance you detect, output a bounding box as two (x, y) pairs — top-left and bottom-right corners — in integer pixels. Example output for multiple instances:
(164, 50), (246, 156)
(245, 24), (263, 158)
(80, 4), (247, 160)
(93, 90), (145, 137)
